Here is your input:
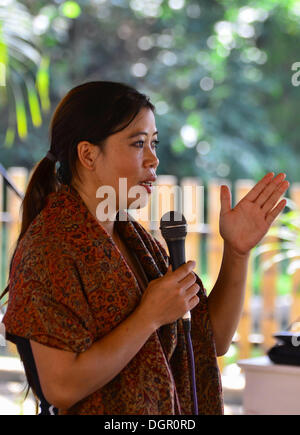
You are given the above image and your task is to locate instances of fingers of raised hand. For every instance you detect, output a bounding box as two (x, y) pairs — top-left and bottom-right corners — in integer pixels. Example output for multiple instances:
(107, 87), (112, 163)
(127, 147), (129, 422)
(265, 199), (287, 226)
(244, 172), (274, 202)
(255, 173), (287, 207)
(261, 179), (289, 214)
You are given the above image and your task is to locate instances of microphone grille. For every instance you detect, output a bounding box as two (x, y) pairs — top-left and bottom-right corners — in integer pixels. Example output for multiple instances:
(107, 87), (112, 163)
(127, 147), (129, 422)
(159, 211), (187, 240)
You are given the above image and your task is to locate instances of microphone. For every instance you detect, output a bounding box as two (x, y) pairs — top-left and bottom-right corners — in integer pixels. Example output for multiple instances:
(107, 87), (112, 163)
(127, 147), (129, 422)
(159, 211), (190, 321)
(159, 210), (198, 415)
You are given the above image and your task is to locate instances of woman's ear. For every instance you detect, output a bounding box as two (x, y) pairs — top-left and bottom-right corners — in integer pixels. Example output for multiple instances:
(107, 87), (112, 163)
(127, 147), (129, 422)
(77, 141), (99, 169)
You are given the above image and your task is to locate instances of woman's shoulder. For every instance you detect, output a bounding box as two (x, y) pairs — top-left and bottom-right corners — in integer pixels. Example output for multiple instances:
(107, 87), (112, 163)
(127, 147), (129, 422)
(20, 187), (93, 256)
(10, 195), (80, 286)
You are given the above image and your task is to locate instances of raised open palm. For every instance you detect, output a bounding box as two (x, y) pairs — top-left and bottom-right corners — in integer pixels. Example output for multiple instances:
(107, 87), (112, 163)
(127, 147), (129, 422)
(219, 173), (290, 255)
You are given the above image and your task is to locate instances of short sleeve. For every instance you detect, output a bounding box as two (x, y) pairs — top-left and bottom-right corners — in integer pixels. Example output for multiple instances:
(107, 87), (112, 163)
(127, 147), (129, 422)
(3, 247), (94, 354)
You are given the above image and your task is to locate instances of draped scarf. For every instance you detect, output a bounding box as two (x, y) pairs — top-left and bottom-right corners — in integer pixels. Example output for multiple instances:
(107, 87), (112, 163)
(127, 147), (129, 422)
(3, 184), (223, 415)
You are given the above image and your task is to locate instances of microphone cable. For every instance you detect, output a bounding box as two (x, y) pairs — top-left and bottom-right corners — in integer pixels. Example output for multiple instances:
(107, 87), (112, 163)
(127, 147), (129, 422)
(182, 317), (198, 415)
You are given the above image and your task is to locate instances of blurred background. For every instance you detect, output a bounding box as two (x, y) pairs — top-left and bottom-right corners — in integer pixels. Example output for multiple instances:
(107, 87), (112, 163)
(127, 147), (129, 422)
(1, 0), (300, 415)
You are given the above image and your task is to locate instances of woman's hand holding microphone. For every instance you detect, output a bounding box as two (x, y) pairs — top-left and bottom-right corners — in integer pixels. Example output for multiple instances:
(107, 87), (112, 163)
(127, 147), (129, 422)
(138, 260), (200, 331)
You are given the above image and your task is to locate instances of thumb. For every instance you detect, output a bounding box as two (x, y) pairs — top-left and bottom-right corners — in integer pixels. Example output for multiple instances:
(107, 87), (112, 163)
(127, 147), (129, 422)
(220, 185), (232, 215)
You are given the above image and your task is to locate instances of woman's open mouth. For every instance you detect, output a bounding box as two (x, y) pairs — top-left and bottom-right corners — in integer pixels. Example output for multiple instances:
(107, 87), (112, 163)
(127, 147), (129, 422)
(138, 181), (153, 194)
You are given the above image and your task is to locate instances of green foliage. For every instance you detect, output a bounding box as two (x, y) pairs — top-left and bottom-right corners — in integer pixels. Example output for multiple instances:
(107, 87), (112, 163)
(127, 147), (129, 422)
(0, 1), (50, 148)
(36, 57), (51, 112)
(277, 273), (292, 296)
(0, 0), (300, 182)
(223, 343), (239, 366)
(61, 1), (81, 19)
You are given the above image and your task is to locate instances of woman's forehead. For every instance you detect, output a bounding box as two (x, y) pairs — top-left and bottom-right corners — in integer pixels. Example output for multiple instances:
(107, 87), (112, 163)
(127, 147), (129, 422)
(125, 108), (157, 133)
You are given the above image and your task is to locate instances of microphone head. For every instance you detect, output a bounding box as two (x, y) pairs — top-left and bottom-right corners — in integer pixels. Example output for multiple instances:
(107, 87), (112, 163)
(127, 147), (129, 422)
(159, 211), (187, 241)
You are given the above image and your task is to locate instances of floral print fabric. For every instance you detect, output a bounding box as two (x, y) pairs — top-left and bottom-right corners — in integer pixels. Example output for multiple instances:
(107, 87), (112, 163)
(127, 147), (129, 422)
(3, 184), (223, 415)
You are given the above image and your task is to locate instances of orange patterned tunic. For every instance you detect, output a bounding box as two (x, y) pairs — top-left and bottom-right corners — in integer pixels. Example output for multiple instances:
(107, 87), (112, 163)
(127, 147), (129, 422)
(3, 184), (223, 415)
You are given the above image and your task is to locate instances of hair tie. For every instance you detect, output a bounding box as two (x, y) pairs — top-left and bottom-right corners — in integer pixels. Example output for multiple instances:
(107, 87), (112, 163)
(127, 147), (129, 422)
(46, 151), (57, 162)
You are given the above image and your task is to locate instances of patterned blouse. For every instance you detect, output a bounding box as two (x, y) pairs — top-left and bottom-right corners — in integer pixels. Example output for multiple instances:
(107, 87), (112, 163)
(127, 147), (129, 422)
(3, 184), (223, 415)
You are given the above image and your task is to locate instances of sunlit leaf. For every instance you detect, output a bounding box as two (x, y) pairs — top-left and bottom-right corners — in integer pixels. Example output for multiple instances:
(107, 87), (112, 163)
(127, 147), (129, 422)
(61, 1), (82, 19)
(36, 56), (50, 112)
(0, 22), (8, 86)
(4, 127), (15, 148)
(26, 79), (42, 127)
(0, 1), (50, 141)
(16, 101), (27, 139)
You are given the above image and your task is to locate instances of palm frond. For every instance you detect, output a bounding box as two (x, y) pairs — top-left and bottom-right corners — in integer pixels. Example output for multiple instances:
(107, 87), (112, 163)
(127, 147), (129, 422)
(0, 0), (50, 145)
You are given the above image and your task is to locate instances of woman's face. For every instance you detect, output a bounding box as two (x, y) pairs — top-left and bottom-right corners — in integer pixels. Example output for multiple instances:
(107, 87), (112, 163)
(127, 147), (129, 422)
(93, 107), (159, 214)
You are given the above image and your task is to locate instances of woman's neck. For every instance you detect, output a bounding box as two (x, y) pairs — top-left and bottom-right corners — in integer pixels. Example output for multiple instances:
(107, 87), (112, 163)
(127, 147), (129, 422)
(71, 180), (117, 238)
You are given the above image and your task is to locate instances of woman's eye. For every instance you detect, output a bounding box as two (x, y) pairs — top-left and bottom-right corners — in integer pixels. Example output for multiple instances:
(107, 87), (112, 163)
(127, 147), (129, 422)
(152, 140), (160, 150)
(134, 141), (144, 148)
(133, 140), (160, 149)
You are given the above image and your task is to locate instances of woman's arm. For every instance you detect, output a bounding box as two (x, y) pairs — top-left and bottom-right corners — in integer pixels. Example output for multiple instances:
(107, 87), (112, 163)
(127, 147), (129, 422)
(207, 242), (249, 356)
(207, 173), (289, 356)
(31, 261), (199, 410)
(31, 304), (155, 410)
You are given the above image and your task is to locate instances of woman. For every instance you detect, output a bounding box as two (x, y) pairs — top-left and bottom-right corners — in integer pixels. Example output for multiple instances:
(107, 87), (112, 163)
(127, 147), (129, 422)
(1, 81), (289, 415)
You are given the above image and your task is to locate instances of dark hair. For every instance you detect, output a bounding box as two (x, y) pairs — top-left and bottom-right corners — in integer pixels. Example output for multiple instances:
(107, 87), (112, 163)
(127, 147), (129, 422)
(1, 80), (155, 300)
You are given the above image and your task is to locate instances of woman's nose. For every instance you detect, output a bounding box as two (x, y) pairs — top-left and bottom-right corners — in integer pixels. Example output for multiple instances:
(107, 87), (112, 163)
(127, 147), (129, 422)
(144, 147), (159, 169)
(152, 154), (159, 169)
